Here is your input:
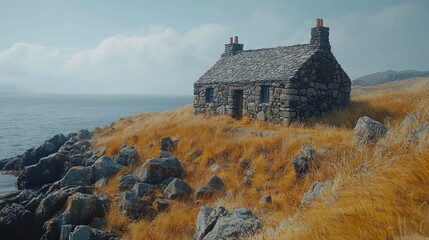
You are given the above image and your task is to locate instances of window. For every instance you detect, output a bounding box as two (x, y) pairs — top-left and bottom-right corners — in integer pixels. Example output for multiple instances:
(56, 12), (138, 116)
(205, 88), (214, 103)
(260, 85), (270, 103)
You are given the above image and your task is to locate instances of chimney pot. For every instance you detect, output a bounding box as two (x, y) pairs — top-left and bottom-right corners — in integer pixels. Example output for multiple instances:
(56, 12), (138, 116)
(229, 37), (233, 44)
(234, 36), (238, 44)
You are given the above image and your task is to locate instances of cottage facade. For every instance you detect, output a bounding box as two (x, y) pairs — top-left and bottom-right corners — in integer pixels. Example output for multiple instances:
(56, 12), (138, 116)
(193, 19), (351, 124)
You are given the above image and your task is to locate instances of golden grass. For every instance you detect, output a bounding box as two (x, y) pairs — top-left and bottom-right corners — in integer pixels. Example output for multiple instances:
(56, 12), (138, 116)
(93, 78), (429, 240)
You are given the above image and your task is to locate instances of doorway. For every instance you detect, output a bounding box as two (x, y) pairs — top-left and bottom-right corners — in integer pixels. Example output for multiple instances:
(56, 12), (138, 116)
(233, 90), (243, 120)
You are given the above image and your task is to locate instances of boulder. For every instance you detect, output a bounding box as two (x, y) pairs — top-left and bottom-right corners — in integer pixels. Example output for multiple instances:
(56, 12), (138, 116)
(69, 225), (91, 240)
(17, 152), (69, 189)
(301, 182), (329, 207)
(64, 193), (106, 225)
(160, 137), (175, 152)
(35, 189), (71, 230)
(407, 123), (429, 144)
(400, 112), (419, 130)
(197, 207), (262, 240)
(195, 206), (225, 240)
(60, 224), (115, 240)
(195, 175), (225, 199)
(353, 116), (388, 145)
(113, 147), (138, 166)
(118, 174), (141, 191)
(0, 203), (35, 240)
(119, 191), (151, 220)
(92, 156), (122, 181)
(163, 178), (192, 200)
(137, 157), (183, 184)
(60, 224), (74, 240)
(132, 183), (155, 198)
(61, 166), (94, 188)
(159, 177), (179, 190)
(0, 134), (68, 171)
(35, 187), (93, 232)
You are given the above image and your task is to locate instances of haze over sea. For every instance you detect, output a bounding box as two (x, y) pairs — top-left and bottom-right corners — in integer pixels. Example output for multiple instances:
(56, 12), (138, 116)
(0, 93), (192, 195)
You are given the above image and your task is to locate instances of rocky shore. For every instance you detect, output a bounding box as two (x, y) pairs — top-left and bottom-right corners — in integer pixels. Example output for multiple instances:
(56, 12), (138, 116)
(0, 129), (263, 240)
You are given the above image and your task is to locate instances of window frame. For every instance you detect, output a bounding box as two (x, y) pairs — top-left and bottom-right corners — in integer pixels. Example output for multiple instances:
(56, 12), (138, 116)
(260, 85), (270, 103)
(205, 87), (214, 103)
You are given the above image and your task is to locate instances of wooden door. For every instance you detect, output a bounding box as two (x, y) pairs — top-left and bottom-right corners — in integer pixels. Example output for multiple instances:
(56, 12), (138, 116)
(233, 90), (243, 120)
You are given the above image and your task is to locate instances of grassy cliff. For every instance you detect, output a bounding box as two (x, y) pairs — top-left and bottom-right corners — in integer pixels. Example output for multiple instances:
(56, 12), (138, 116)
(93, 77), (429, 240)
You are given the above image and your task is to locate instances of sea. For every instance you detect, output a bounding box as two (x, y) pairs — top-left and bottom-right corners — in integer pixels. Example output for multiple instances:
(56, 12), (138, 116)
(0, 93), (193, 196)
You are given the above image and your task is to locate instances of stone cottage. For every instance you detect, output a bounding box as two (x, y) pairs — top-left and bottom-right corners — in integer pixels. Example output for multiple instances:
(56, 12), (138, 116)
(193, 19), (351, 124)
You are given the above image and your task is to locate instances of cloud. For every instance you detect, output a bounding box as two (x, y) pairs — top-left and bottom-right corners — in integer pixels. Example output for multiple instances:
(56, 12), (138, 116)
(0, 24), (226, 94)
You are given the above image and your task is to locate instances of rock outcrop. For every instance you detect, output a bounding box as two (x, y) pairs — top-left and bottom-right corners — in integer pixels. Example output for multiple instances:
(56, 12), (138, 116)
(17, 153), (69, 189)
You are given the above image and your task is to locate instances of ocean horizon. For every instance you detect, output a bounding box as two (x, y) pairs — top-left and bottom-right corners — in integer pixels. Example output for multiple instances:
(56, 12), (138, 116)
(0, 93), (193, 196)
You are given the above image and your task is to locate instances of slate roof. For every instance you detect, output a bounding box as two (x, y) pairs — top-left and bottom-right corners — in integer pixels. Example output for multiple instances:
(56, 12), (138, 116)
(195, 44), (319, 84)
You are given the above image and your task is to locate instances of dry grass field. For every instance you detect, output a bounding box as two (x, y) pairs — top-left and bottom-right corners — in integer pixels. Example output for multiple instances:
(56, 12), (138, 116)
(93, 78), (429, 240)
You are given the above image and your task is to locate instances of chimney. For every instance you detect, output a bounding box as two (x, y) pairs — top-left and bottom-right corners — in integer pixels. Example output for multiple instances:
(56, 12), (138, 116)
(223, 36), (244, 57)
(310, 18), (330, 49)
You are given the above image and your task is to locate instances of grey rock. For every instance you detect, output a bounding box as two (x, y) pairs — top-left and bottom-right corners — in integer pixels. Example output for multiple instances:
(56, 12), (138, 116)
(160, 150), (172, 158)
(195, 175), (225, 199)
(292, 156), (308, 176)
(0, 203), (35, 239)
(301, 182), (329, 207)
(94, 178), (108, 188)
(136, 157), (183, 184)
(160, 137), (175, 152)
(201, 207), (262, 240)
(163, 178), (192, 200)
(159, 177), (180, 190)
(195, 206), (217, 240)
(60, 224), (74, 240)
(113, 147), (138, 166)
(353, 116), (388, 145)
(117, 174), (141, 191)
(260, 195), (272, 204)
(69, 225), (91, 240)
(301, 144), (316, 162)
(243, 177), (252, 187)
(92, 156), (122, 181)
(65, 193), (106, 225)
(17, 152), (69, 189)
(61, 166), (94, 188)
(407, 123), (429, 144)
(119, 191), (150, 220)
(400, 112), (419, 129)
(132, 183), (155, 198)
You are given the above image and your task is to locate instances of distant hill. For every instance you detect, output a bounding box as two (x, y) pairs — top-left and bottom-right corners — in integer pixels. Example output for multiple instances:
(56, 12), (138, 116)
(352, 70), (429, 86)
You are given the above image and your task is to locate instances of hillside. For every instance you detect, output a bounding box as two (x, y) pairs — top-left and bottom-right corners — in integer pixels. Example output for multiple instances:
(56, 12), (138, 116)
(93, 78), (429, 240)
(353, 70), (429, 86)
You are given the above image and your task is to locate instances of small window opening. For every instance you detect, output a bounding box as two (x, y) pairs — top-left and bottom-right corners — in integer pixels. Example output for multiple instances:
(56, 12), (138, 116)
(206, 88), (214, 103)
(260, 86), (270, 103)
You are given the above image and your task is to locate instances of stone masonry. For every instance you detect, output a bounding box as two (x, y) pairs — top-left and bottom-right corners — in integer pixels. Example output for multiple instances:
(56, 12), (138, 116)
(193, 19), (351, 124)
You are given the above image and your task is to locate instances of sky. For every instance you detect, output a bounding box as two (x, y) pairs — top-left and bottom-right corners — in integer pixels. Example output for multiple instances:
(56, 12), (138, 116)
(0, 0), (428, 94)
